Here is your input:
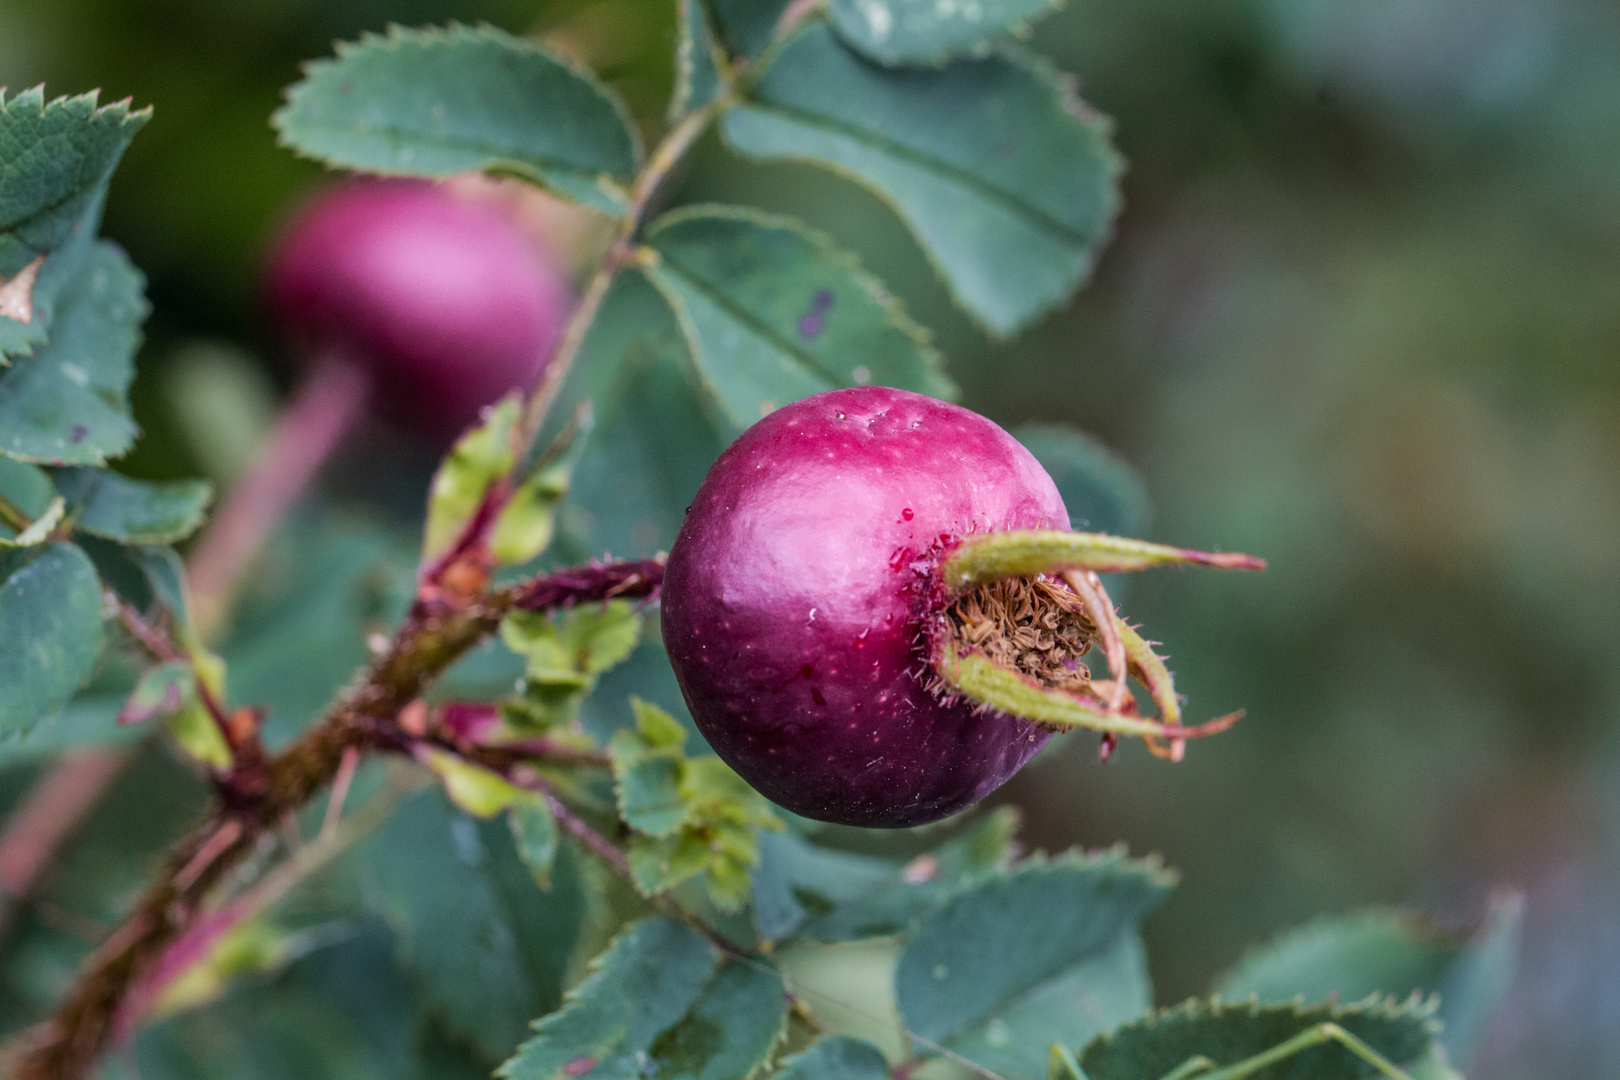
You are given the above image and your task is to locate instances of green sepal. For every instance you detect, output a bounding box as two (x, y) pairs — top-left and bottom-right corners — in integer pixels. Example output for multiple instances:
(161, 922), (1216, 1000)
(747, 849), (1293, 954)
(500, 600), (642, 734)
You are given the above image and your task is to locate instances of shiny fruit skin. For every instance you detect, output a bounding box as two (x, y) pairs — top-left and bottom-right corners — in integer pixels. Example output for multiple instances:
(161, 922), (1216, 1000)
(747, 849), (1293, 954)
(662, 387), (1068, 827)
(266, 178), (571, 440)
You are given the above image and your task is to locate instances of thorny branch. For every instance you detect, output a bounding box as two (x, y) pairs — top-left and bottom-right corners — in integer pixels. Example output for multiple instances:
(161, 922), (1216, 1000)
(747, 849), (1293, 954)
(13, 558), (664, 1080)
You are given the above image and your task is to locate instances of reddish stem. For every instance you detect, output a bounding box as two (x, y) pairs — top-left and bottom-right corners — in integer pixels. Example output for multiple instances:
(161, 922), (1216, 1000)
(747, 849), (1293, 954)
(186, 349), (372, 635)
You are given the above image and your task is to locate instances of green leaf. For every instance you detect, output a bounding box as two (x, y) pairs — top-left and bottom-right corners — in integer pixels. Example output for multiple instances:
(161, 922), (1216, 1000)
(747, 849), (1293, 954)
(0, 494), (62, 548)
(710, 0), (794, 59)
(274, 24), (640, 216)
(1078, 997), (1443, 1080)
(0, 185), (107, 366)
(724, 25), (1121, 336)
(0, 542), (103, 740)
(498, 917), (721, 1080)
(0, 241), (146, 464)
(947, 931), (1150, 1080)
(640, 205), (953, 432)
(1014, 424), (1150, 538)
(510, 796), (560, 889)
(671, 0), (726, 122)
(773, 1037), (891, 1080)
(753, 807), (1019, 942)
(0, 692), (141, 763)
(611, 699), (782, 911)
(424, 394), (521, 562)
(500, 917), (787, 1080)
(1215, 896), (1522, 1068)
(0, 87), (149, 278)
(828, 0), (1064, 66)
(419, 747), (535, 818)
(365, 787), (588, 1061)
(53, 466), (212, 544)
(894, 848), (1175, 1074)
(649, 960), (788, 1080)
(501, 600), (643, 734)
(0, 456), (54, 520)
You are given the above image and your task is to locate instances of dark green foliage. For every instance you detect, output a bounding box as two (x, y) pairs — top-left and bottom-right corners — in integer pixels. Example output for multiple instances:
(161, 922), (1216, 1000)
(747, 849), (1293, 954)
(641, 205), (954, 431)
(1215, 898), (1522, 1068)
(772, 1037), (891, 1080)
(0, 87), (148, 278)
(751, 808), (1017, 942)
(362, 788), (589, 1062)
(1015, 424), (1150, 537)
(273, 24), (641, 215)
(828, 0), (1064, 66)
(0, 241), (145, 465)
(1078, 997), (1444, 1080)
(53, 466), (211, 544)
(895, 848), (1174, 1076)
(498, 917), (786, 1080)
(724, 24), (1121, 335)
(0, 543), (104, 739)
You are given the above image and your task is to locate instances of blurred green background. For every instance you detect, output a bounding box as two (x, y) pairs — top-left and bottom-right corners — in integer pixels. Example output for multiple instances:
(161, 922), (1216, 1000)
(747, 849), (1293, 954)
(4, 0), (1620, 1075)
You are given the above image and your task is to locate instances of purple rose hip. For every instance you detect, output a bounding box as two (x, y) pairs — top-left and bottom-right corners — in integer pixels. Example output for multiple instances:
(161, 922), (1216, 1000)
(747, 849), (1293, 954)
(266, 177), (573, 440)
(662, 387), (1264, 827)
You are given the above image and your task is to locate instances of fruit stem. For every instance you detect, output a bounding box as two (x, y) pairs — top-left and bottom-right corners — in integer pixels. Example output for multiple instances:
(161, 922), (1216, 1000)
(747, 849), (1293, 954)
(186, 347), (372, 636)
(938, 529), (1265, 590)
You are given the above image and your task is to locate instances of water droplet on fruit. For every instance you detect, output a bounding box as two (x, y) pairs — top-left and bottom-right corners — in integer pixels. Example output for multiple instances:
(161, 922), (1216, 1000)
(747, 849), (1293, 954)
(853, 629), (869, 650)
(901, 507), (914, 521)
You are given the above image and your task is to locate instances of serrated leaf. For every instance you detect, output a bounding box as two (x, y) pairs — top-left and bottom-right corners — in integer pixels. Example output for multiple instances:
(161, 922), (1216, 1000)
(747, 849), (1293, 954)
(753, 808), (1019, 943)
(502, 601), (643, 735)
(52, 466), (212, 544)
(275, 24), (639, 216)
(612, 699), (782, 911)
(640, 205), (953, 432)
(0, 494), (62, 548)
(828, 0), (1064, 66)
(774, 1037), (891, 1080)
(0, 185), (107, 366)
(649, 960), (788, 1080)
(724, 25), (1120, 336)
(710, 0), (795, 59)
(0, 241), (145, 464)
(672, 0), (726, 122)
(0, 541), (103, 739)
(1215, 896), (1522, 1069)
(948, 931), (1150, 1080)
(1014, 424), (1149, 537)
(1078, 997), (1443, 1080)
(118, 660), (194, 726)
(365, 788), (588, 1060)
(510, 796), (560, 889)
(894, 848), (1174, 1068)
(498, 917), (722, 1080)
(0, 87), (149, 278)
